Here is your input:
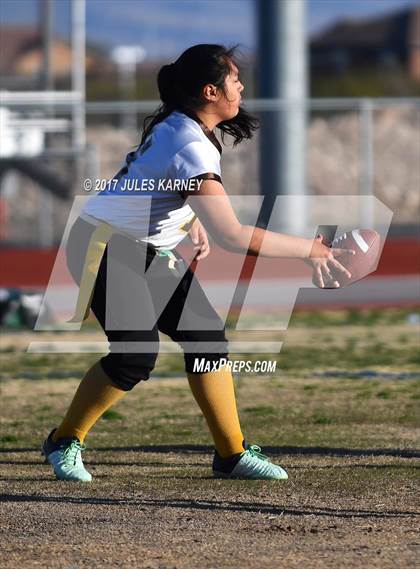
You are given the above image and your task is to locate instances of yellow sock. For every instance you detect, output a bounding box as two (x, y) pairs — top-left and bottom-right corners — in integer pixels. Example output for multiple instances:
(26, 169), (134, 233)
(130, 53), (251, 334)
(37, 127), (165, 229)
(52, 361), (127, 444)
(187, 367), (244, 458)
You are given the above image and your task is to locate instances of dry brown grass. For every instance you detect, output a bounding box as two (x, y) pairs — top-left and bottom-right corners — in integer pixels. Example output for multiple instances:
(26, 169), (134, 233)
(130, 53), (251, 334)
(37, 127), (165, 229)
(1, 371), (419, 569)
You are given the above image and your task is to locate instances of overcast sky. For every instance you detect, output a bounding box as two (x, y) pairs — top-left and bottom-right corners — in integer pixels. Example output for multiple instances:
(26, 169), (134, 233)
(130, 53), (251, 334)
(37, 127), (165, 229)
(1, 0), (419, 60)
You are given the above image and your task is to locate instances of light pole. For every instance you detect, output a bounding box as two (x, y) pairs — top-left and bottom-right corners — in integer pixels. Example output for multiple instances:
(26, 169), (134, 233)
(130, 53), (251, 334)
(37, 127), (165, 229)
(111, 45), (146, 131)
(257, 0), (307, 234)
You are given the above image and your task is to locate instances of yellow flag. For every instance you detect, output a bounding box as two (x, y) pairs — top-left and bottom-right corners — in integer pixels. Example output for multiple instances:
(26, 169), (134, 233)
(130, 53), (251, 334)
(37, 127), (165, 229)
(68, 222), (115, 324)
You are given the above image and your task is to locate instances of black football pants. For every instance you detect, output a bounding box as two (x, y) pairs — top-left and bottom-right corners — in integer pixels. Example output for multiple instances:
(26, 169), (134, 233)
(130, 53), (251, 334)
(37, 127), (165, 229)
(66, 216), (229, 391)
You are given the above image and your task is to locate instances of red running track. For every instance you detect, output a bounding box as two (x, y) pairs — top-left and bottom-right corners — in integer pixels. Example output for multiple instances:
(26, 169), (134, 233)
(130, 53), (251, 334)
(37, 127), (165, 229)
(1, 238), (418, 287)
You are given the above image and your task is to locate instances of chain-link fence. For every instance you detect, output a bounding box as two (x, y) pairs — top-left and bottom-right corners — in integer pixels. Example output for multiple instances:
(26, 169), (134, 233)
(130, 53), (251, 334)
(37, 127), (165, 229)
(0, 98), (418, 245)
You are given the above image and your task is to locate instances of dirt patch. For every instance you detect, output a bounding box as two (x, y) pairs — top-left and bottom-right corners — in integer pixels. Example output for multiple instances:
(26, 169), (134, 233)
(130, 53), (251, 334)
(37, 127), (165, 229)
(1, 375), (419, 568)
(1, 450), (419, 569)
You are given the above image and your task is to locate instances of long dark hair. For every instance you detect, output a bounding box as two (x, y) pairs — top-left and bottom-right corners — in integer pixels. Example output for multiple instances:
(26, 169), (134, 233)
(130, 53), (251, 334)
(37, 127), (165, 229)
(139, 44), (259, 149)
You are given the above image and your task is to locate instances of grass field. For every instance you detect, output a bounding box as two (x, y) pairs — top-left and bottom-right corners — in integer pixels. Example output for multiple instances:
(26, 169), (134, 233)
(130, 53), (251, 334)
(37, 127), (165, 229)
(1, 308), (419, 568)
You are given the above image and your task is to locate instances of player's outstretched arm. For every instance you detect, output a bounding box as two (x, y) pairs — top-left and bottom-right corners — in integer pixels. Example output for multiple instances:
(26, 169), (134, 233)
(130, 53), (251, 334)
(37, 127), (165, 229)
(185, 180), (353, 279)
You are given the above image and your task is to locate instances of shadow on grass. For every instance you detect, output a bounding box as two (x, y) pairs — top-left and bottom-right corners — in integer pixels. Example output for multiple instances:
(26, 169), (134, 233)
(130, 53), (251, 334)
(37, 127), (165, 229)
(0, 493), (418, 519)
(0, 460), (204, 468)
(1, 445), (419, 458)
(0, 477), (54, 482)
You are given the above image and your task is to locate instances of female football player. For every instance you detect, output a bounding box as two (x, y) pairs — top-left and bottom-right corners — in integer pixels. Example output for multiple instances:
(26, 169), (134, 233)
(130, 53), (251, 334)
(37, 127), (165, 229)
(42, 44), (351, 482)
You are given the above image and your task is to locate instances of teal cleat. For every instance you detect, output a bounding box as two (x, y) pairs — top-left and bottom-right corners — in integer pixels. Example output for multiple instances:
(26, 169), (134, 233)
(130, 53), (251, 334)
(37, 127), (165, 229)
(41, 428), (92, 482)
(213, 444), (288, 480)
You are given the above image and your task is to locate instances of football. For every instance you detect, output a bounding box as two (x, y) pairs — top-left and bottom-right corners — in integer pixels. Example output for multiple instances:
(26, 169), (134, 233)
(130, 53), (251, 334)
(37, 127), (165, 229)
(330, 229), (381, 286)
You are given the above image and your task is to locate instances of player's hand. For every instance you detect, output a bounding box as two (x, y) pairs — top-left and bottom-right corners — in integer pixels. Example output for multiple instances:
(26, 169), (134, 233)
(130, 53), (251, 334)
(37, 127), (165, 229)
(306, 235), (355, 288)
(190, 219), (210, 260)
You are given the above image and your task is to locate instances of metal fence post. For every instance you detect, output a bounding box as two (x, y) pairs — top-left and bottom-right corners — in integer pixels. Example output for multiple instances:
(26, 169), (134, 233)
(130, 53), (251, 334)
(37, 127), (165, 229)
(360, 98), (375, 228)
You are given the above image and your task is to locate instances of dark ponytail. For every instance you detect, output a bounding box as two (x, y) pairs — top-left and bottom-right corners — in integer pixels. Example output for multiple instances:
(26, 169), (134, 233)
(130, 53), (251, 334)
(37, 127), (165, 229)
(138, 44), (258, 149)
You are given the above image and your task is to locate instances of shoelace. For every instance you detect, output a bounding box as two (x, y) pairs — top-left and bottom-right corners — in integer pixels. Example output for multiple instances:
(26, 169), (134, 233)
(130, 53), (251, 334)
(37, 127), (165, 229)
(60, 440), (86, 466)
(247, 445), (270, 462)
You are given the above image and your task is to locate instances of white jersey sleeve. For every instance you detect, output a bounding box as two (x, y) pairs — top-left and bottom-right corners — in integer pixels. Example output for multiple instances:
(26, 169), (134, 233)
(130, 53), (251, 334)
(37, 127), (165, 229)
(81, 111), (222, 250)
(169, 140), (221, 181)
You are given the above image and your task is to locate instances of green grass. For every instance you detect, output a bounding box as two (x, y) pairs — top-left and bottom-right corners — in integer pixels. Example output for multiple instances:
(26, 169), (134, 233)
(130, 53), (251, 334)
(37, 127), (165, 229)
(1, 374), (419, 451)
(303, 384), (318, 391)
(376, 390), (392, 400)
(243, 405), (276, 416)
(312, 412), (333, 425)
(0, 435), (20, 444)
(0, 308), (418, 453)
(222, 307), (419, 330)
(274, 343), (419, 370)
(102, 409), (124, 421)
(287, 308), (419, 328)
(1, 309), (418, 380)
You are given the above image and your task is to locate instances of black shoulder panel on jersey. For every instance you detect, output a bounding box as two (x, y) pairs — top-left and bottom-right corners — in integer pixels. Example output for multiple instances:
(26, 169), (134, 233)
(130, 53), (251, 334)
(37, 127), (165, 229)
(192, 173), (222, 184)
(179, 173), (223, 199)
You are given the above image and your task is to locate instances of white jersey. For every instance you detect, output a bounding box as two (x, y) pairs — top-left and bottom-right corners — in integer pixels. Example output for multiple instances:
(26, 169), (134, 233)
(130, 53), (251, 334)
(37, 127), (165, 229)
(82, 110), (222, 250)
